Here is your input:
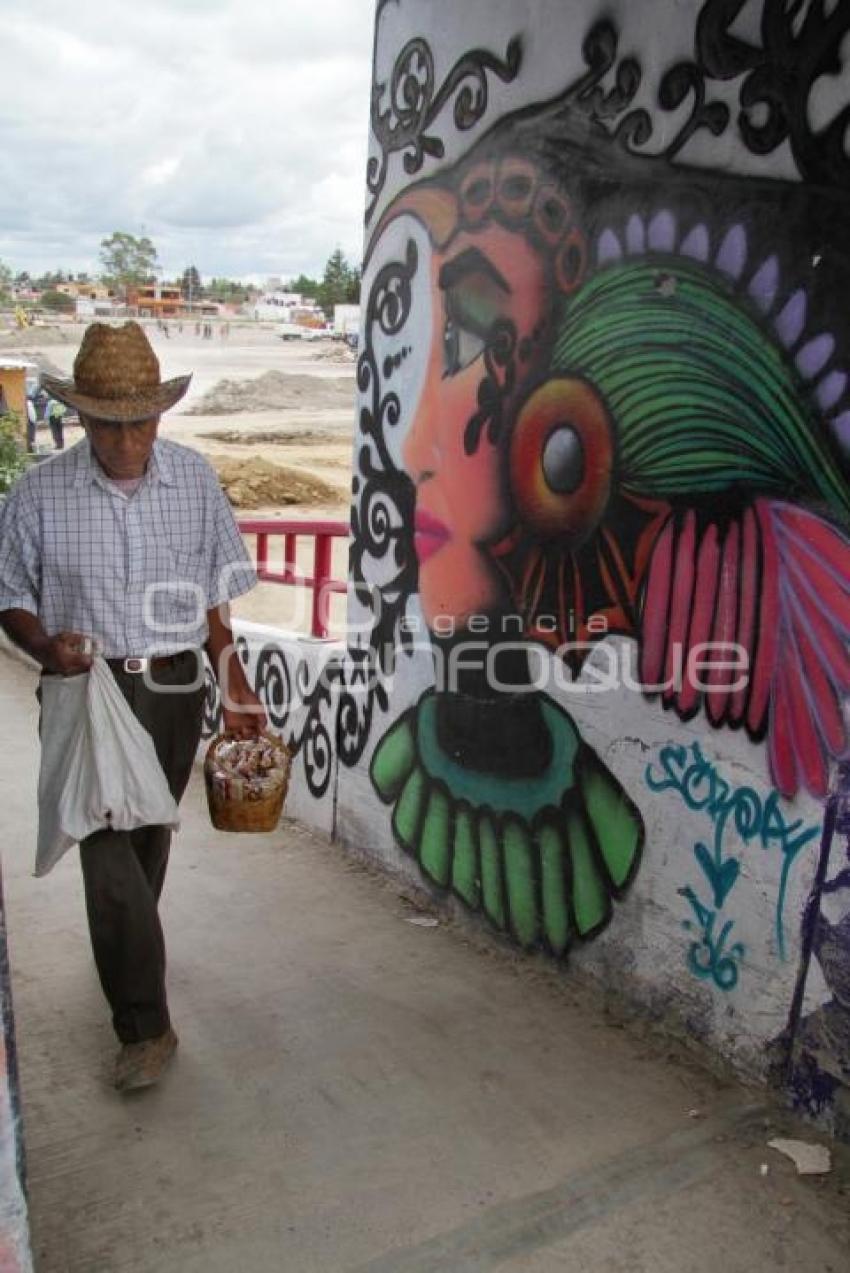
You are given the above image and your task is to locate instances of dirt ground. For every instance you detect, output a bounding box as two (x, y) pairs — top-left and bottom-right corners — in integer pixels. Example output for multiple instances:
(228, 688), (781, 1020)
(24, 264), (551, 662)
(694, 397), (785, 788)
(0, 319), (356, 632)
(1, 318), (356, 512)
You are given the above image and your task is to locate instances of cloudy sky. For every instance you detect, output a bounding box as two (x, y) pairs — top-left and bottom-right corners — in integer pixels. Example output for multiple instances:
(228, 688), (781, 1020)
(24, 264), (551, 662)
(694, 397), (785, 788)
(0, 0), (376, 284)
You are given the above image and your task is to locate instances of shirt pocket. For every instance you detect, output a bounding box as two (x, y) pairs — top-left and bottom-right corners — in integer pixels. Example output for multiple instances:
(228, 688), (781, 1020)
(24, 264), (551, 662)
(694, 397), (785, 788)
(168, 544), (207, 583)
(146, 544), (208, 635)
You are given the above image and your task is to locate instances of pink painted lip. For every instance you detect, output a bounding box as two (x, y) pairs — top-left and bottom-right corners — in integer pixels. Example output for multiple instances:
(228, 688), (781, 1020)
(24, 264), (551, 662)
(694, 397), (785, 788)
(414, 509), (451, 564)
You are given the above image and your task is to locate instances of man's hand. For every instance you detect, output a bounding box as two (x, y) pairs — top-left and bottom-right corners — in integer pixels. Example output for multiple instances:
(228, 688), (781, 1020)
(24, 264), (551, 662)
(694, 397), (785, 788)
(206, 602), (268, 738)
(0, 611), (94, 676)
(221, 679), (268, 738)
(40, 631), (94, 677)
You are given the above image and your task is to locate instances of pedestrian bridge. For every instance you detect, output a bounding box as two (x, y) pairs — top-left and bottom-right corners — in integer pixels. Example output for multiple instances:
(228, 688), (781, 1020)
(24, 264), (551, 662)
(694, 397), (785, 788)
(0, 647), (847, 1271)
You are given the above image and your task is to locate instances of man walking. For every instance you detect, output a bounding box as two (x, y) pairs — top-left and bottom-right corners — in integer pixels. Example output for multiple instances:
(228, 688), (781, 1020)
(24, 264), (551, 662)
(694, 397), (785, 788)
(45, 396), (66, 450)
(0, 321), (266, 1091)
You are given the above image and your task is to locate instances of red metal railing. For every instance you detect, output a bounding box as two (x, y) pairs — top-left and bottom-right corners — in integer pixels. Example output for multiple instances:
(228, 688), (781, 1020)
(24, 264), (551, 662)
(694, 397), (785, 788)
(237, 518), (348, 638)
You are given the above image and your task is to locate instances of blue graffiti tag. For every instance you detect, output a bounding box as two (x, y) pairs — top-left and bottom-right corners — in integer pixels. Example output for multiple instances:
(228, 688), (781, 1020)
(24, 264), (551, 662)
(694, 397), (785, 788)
(679, 886), (746, 990)
(645, 742), (820, 988)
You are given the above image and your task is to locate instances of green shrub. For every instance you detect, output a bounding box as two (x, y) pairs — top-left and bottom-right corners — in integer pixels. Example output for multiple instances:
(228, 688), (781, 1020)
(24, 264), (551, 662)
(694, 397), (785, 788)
(39, 289), (75, 312)
(0, 412), (31, 494)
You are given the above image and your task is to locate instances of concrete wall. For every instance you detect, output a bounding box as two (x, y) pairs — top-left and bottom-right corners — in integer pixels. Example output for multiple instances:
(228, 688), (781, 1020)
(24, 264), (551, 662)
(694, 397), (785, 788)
(228, 0), (850, 1138)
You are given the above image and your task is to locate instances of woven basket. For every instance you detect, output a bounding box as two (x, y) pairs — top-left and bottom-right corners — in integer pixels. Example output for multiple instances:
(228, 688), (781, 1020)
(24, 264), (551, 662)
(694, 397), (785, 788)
(204, 731), (292, 833)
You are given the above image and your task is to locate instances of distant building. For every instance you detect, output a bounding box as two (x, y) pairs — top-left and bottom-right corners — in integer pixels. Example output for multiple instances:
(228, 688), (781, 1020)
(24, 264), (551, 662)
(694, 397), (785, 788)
(250, 291), (325, 325)
(0, 359), (39, 435)
(126, 283), (183, 317)
(56, 281), (116, 303)
(75, 296), (121, 321)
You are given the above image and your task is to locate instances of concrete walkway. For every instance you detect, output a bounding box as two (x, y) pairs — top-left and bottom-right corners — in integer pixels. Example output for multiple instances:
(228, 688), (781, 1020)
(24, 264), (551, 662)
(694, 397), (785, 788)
(0, 650), (848, 1272)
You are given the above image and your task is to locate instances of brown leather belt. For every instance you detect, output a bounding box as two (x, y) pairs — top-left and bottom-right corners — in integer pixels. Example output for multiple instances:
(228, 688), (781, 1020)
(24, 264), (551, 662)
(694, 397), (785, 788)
(106, 651), (198, 675)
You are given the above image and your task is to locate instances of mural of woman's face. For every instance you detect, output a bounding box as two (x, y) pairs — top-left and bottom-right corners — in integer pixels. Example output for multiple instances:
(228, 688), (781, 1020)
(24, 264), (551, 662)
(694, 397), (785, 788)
(403, 222), (547, 630)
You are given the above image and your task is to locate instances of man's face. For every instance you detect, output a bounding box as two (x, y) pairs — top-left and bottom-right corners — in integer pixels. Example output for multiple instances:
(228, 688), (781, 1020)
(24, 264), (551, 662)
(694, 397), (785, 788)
(83, 415), (160, 479)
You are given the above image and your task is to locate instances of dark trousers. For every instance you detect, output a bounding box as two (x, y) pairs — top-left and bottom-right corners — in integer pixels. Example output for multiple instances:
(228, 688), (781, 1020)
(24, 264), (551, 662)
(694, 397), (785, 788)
(77, 655), (205, 1044)
(48, 416), (64, 450)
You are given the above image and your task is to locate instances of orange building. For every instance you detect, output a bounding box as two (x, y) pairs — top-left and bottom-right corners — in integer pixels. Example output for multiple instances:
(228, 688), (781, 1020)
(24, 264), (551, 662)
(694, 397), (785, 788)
(0, 360), (38, 441)
(126, 284), (183, 317)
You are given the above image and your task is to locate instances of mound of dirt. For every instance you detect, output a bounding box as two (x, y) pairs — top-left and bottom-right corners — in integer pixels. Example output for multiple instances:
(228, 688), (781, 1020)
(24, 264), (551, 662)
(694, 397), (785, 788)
(199, 427), (344, 446)
(313, 344), (357, 365)
(186, 370), (355, 416)
(210, 455), (342, 508)
(0, 325), (79, 349)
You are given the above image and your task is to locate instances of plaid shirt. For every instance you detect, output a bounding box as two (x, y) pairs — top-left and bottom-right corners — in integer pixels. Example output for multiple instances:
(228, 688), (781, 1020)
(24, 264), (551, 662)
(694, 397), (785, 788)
(0, 438), (256, 657)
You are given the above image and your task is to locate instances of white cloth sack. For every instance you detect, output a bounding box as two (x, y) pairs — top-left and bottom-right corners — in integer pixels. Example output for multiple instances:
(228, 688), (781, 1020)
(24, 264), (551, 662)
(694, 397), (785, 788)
(36, 656), (180, 876)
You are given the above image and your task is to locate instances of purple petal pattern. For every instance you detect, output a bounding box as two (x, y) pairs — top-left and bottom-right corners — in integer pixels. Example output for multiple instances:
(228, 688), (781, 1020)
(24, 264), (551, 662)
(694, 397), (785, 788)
(832, 410), (850, 449)
(817, 371), (848, 411)
(626, 214), (645, 255)
(648, 210), (676, 252)
(716, 225), (747, 279)
(680, 224), (709, 262)
(775, 290), (807, 348)
(796, 333), (834, 379)
(597, 229), (623, 264)
(748, 257), (779, 312)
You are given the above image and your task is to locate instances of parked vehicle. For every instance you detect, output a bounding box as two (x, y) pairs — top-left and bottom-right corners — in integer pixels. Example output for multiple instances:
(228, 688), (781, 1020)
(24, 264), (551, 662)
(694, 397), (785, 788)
(278, 323), (330, 343)
(333, 304), (360, 342)
(278, 323), (303, 341)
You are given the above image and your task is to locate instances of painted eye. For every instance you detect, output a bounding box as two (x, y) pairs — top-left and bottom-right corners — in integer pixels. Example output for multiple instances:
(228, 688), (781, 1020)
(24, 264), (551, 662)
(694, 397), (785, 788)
(542, 425), (584, 493)
(510, 377), (614, 544)
(442, 318), (485, 377)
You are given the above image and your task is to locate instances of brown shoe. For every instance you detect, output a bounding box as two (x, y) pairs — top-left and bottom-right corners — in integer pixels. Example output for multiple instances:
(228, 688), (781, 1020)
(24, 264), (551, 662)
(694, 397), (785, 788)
(114, 1027), (179, 1092)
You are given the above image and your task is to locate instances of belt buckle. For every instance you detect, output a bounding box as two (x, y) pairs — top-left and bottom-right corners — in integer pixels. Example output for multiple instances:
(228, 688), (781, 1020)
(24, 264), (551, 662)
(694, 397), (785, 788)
(123, 657), (148, 674)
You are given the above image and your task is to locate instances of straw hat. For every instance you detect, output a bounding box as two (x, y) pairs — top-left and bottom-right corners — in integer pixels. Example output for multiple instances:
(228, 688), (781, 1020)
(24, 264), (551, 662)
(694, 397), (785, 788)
(41, 321), (191, 423)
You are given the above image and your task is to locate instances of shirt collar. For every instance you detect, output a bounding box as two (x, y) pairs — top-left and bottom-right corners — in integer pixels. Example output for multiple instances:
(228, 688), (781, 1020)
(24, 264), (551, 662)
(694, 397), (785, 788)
(71, 438), (176, 489)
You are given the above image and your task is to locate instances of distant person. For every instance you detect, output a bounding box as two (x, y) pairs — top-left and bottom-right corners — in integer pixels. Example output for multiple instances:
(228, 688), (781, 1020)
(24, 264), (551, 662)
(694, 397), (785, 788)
(46, 398), (66, 451)
(25, 391), (38, 453)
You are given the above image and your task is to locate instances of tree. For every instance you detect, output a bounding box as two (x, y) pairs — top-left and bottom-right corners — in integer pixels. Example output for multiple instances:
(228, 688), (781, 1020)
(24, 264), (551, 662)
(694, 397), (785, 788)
(287, 273), (321, 299)
(40, 290), (76, 312)
(206, 276), (256, 303)
(99, 231), (159, 291)
(345, 267), (361, 304)
(181, 265), (202, 302)
(0, 260), (12, 301)
(34, 270), (65, 289)
(316, 249), (360, 314)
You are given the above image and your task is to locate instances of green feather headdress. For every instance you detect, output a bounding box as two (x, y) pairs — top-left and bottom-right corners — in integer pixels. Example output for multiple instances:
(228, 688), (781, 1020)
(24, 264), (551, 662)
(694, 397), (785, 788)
(552, 257), (850, 518)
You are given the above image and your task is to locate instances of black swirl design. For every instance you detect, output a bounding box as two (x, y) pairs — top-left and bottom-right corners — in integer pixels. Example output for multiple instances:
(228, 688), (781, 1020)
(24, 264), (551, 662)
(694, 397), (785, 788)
(367, 20), (522, 223)
(561, 6), (849, 186)
(202, 664), (222, 739)
(254, 645), (292, 732)
(268, 229), (423, 789)
(301, 705), (334, 798)
(561, 19), (731, 165)
(351, 238), (419, 684)
(696, 0), (850, 186)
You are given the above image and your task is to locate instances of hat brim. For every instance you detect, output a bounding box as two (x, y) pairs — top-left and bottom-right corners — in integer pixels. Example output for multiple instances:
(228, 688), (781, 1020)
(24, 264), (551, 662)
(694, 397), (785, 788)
(40, 373), (192, 424)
